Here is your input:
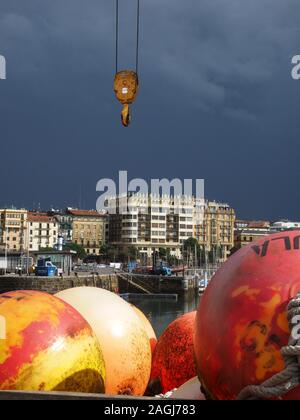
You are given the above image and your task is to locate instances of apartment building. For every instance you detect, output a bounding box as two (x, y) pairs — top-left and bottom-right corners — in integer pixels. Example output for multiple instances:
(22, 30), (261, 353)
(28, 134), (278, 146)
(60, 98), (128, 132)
(234, 220), (271, 250)
(194, 201), (236, 261)
(67, 209), (107, 255)
(270, 220), (300, 232)
(27, 212), (58, 251)
(49, 210), (73, 244)
(108, 194), (235, 260)
(0, 208), (28, 251)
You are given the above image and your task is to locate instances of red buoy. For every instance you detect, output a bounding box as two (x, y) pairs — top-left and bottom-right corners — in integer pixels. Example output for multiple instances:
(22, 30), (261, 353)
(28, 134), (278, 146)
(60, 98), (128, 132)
(194, 231), (300, 400)
(150, 312), (197, 394)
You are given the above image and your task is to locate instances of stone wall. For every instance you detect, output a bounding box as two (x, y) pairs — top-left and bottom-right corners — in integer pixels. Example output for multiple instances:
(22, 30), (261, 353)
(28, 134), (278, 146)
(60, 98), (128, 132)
(118, 274), (197, 296)
(0, 274), (119, 295)
(0, 273), (197, 297)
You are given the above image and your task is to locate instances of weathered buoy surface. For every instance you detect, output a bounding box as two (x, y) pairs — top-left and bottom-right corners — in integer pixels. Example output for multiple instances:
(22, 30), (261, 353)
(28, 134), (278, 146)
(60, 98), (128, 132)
(56, 287), (151, 396)
(172, 376), (206, 400)
(195, 231), (300, 400)
(131, 305), (157, 354)
(0, 290), (105, 393)
(150, 312), (197, 394)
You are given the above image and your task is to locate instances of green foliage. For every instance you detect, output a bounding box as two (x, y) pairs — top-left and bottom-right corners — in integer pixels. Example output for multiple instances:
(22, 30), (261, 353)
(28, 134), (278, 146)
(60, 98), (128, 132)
(39, 247), (54, 252)
(63, 243), (87, 260)
(100, 244), (116, 262)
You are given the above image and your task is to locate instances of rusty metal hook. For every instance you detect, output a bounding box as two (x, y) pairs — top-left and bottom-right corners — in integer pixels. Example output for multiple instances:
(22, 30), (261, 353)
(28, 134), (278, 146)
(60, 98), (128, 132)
(121, 104), (131, 127)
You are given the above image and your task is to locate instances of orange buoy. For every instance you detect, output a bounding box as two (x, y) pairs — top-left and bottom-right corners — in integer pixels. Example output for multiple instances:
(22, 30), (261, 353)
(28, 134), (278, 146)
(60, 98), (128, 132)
(56, 287), (151, 396)
(149, 312), (197, 394)
(194, 230), (300, 400)
(0, 290), (105, 393)
(131, 305), (157, 355)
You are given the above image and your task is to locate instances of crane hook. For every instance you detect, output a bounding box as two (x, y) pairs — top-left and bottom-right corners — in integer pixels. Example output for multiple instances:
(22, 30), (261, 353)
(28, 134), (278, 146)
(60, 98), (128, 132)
(114, 0), (140, 127)
(121, 104), (131, 127)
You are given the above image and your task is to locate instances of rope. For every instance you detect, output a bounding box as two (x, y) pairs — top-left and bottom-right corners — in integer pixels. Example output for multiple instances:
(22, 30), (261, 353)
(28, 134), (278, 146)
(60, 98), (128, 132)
(136, 0), (140, 74)
(237, 292), (300, 400)
(115, 0), (140, 75)
(116, 0), (119, 73)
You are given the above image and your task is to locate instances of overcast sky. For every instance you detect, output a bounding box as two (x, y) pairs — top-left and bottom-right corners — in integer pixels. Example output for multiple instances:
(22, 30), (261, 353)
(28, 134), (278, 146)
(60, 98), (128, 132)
(0, 0), (299, 220)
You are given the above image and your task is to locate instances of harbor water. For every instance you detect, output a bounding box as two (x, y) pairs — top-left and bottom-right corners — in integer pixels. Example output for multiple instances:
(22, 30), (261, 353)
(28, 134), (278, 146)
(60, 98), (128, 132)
(127, 294), (201, 338)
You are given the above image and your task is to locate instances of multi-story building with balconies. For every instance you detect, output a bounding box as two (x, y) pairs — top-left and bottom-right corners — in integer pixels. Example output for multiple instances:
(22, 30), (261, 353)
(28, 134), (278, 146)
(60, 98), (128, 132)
(27, 212), (58, 251)
(108, 194), (235, 261)
(67, 209), (107, 255)
(194, 201), (236, 261)
(0, 208), (28, 252)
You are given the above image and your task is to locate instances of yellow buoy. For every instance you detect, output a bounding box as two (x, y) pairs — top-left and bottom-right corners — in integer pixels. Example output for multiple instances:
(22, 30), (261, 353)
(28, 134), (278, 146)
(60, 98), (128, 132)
(56, 287), (151, 396)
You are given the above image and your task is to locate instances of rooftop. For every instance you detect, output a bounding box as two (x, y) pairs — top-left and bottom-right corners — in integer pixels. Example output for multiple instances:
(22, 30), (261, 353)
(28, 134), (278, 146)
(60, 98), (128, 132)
(235, 220), (270, 229)
(66, 208), (107, 218)
(28, 212), (55, 223)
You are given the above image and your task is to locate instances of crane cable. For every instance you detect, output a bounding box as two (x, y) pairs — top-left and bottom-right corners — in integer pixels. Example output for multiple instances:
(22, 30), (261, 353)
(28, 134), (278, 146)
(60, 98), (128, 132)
(115, 0), (140, 75)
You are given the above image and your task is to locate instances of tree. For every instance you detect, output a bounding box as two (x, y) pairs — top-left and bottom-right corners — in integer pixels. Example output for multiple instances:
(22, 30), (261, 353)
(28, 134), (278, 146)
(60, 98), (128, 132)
(39, 247), (55, 252)
(117, 246), (138, 263)
(183, 237), (199, 251)
(167, 254), (180, 267)
(127, 246), (138, 261)
(158, 247), (167, 259)
(100, 244), (115, 263)
(183, 237), (200, 268)
(63, 243), (86, 260)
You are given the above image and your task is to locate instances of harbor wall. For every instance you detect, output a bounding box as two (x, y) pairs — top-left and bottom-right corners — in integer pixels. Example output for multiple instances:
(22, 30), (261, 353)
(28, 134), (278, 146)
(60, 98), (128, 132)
(0, 274), (119, 295)
(118, 274), (197, 297)
(0, 273), (198, 297)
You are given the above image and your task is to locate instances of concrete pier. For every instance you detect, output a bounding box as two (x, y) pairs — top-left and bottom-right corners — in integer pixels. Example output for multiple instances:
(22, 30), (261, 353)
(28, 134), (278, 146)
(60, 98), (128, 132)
(117, 273), (198, 297)
(0, 274), (119, 295)
(0, 272), (198, 297)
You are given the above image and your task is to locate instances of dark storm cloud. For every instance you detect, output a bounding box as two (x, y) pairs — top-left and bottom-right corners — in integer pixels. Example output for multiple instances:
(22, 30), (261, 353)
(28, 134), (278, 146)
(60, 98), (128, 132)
(0, 0), (299, 219)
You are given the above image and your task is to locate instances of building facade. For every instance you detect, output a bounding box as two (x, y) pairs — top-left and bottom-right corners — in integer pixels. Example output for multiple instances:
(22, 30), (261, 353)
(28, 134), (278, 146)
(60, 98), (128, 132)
(108, 194), (195, 259)
(0, 208), (28, 252)
(194, 201), (236, 261)
(234, 220), (271, 250)
(270, 220), (300, 232)
(27, 212), (58, 251)
(108, 194), (235, 261)
(67, 209), (107, 255)
(49, 211), (73, 244)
